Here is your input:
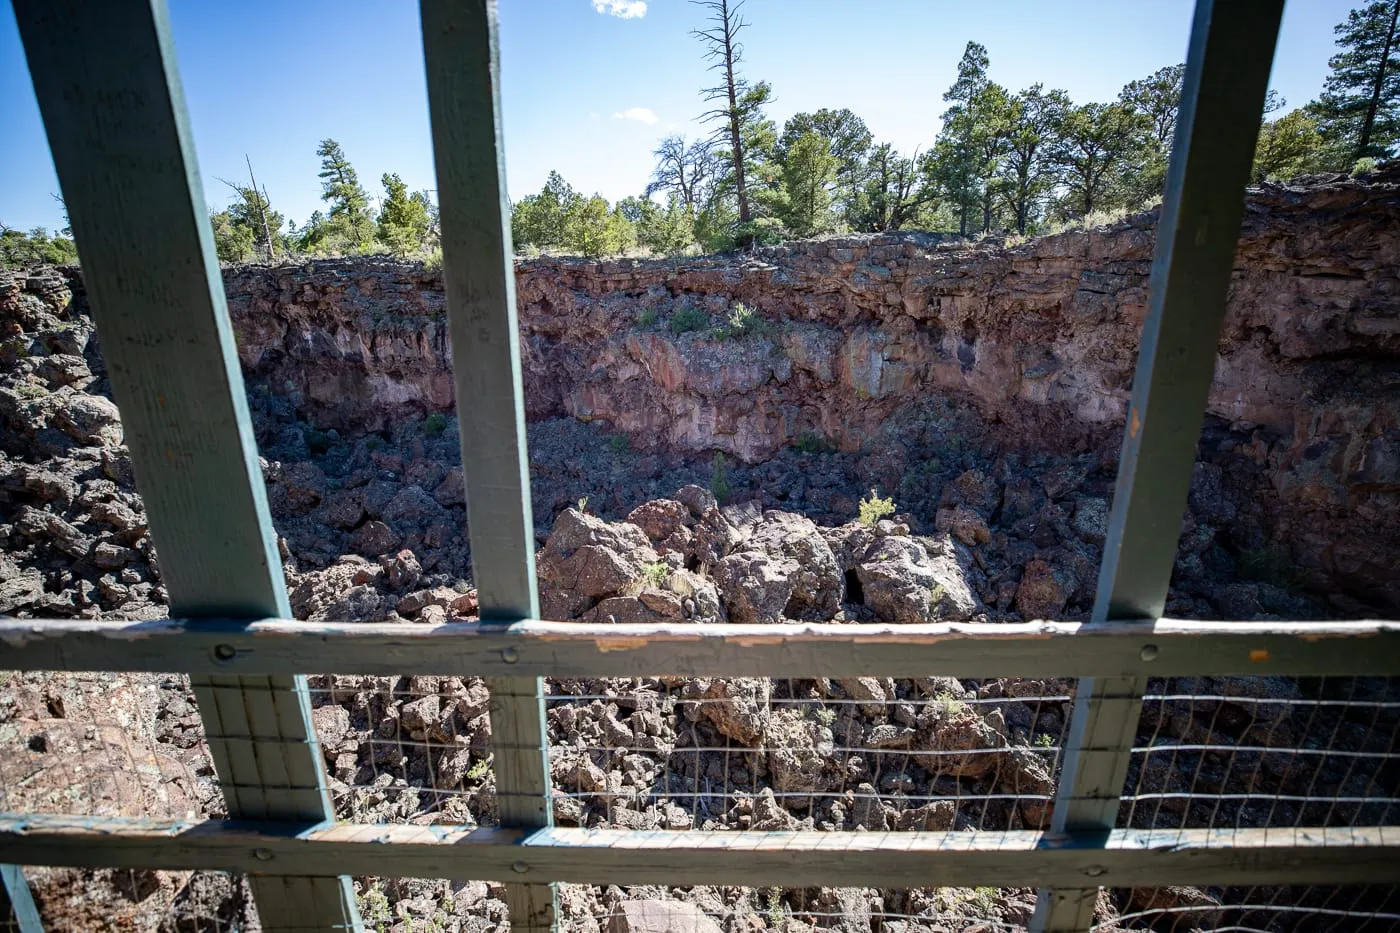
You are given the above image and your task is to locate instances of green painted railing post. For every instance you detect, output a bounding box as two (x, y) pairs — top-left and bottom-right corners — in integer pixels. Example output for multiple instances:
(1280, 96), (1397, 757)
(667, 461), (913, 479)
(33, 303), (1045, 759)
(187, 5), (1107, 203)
(12, 1), (362, 929)
(1031, 2), (1283, 931)
(0, 864), (42, 933)
(420, 1), (556, 930)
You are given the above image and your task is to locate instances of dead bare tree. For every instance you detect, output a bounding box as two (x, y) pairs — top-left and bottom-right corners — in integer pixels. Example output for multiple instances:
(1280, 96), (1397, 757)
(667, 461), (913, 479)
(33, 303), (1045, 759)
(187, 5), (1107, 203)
(692, 0), (753, 224)
(245, 156), (277, 262)
(217, 159), (279, 263)
(646, 135), (717, 214)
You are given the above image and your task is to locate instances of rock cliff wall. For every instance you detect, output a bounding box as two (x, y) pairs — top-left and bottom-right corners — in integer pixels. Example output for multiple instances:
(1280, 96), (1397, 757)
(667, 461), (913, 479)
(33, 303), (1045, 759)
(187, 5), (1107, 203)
(220, 176), (1400, 609)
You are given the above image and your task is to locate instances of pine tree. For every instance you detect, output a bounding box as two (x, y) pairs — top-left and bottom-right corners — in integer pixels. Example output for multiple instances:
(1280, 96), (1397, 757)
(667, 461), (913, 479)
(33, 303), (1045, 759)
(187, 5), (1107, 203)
(316, 139), (372, 246)
(1253, 110), (1328, 182)
(209, 211), (255, 263)
(511, 171), (579, 250)
(780, 132), (837, 237)
(378, 173), (432, 255)
(927, 43), (1014, 234)
(1118, 64), (1185, 203)
(1311, 1), (1400, 160)
(777, 109), (873, 217)
(997, 85), (1070, 234)
(1047, 102), (1152, 220)
(219, 180), (284, 262)
(848, 144), (935, 232)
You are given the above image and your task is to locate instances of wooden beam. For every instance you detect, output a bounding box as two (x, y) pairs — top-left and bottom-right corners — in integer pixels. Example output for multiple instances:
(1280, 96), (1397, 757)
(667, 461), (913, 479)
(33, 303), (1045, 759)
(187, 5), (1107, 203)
(3, 617), (1397, 678)
(10, 2), (361, 930)
(1, 816), (1396, 890)
(420, 0), (555, 929)
(1036, 2), (1285, 931)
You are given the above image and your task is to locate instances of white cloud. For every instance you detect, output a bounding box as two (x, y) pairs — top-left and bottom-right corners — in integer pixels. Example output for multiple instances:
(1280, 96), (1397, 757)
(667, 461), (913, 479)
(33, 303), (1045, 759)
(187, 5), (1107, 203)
(592, 0), (647, 18)
(611, 107), (659, 125)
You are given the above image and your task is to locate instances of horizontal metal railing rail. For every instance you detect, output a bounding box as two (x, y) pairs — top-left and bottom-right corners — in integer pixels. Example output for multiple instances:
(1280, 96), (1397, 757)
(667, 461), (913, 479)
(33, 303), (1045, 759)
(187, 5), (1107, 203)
(2, 618), (1398, 678)
(2, 816), (1396, 890)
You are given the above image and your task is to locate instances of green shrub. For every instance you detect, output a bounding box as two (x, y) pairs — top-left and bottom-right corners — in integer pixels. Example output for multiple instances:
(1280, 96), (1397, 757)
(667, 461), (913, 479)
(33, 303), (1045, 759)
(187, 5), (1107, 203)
(708, 301), (772, 341)
(424, 413), (449, 436)
(1353, 156), (1379, 175)
(669, 307), (708, 335)
(858, 488), (895, 527)
(608, 434), (630, 454)
(735, 217), (787, 247)
(641, 561), (670, 588)
(636, 307), (658, 328)
(793, 431), (831, 454)
(711, 452), (732, 505)
(358, 882), (392, 932)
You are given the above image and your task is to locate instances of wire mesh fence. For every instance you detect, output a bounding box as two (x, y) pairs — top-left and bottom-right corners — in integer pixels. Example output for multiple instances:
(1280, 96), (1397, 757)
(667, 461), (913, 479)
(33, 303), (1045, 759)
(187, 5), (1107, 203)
(544, 676), (1070, 833)
(348, 881), (1039, 933)
(1120, 676), (1400, 833)
(3, 669), (1398, 931)
(1090, 885), (1400, 933)
(0, 671), (215, 822)
(306, 674), (497, 827)
(11, 866), (258, 932)
(576, 884), (1038, 933)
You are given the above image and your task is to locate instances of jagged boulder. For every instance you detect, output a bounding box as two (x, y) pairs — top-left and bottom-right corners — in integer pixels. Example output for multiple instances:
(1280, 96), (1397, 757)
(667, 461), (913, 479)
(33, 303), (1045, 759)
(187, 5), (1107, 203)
(683, 677), (770, 744)
(749, 511), (842, 619)
(536, 508), (658, 619)
(852, 532), (982, 622)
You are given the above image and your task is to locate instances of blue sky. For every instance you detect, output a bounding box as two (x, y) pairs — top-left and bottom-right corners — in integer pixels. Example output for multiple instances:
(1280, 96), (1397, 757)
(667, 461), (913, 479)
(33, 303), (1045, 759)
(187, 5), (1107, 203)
(0, 0), (1358, 232)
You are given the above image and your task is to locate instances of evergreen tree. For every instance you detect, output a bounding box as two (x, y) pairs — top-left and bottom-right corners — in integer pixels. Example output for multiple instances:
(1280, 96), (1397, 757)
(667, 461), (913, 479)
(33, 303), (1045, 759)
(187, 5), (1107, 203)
(316, 138), (372, 246)
(220, 181), (284, 261)
(620, 195), (696, 256)
(564, 194), (621, 257)
(511, 171), (579, 250)
(378, 173), (432, 255)
(0, 223), (79, 267)
(932, 42), (992, 235)
(295, 210), (329, 254)
(848, 144), (935, 232)
(777, 109), (873, 215)
(926, 43), (1016, 234)
(1119, 64), (1185, 148)
(1047, 102), (1152, 220)
(1253, 109), (1329, 181)
(779, 132), (837, 237)
(1118, 64), (1184, 203)
(1311, 0), (1400, 159)
(997, 85), (1070, 234)
(210, 211), (255, 263)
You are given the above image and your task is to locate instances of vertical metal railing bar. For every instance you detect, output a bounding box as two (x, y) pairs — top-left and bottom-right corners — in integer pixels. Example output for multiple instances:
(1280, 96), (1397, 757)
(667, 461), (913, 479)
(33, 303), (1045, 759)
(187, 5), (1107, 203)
(420, 1), (556, 931)
(1030, 1), (1284, 930)
(10, 1), (363, 930)
(0, 865), (41, 933)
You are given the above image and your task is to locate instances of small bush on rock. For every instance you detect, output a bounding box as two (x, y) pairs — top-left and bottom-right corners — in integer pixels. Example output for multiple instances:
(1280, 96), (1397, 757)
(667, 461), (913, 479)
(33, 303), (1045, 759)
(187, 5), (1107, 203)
(423, 413), (448, 436)
(858, 488), (895, 527)
(669, 307), (708, 335)
(708, 301), (772, 341)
